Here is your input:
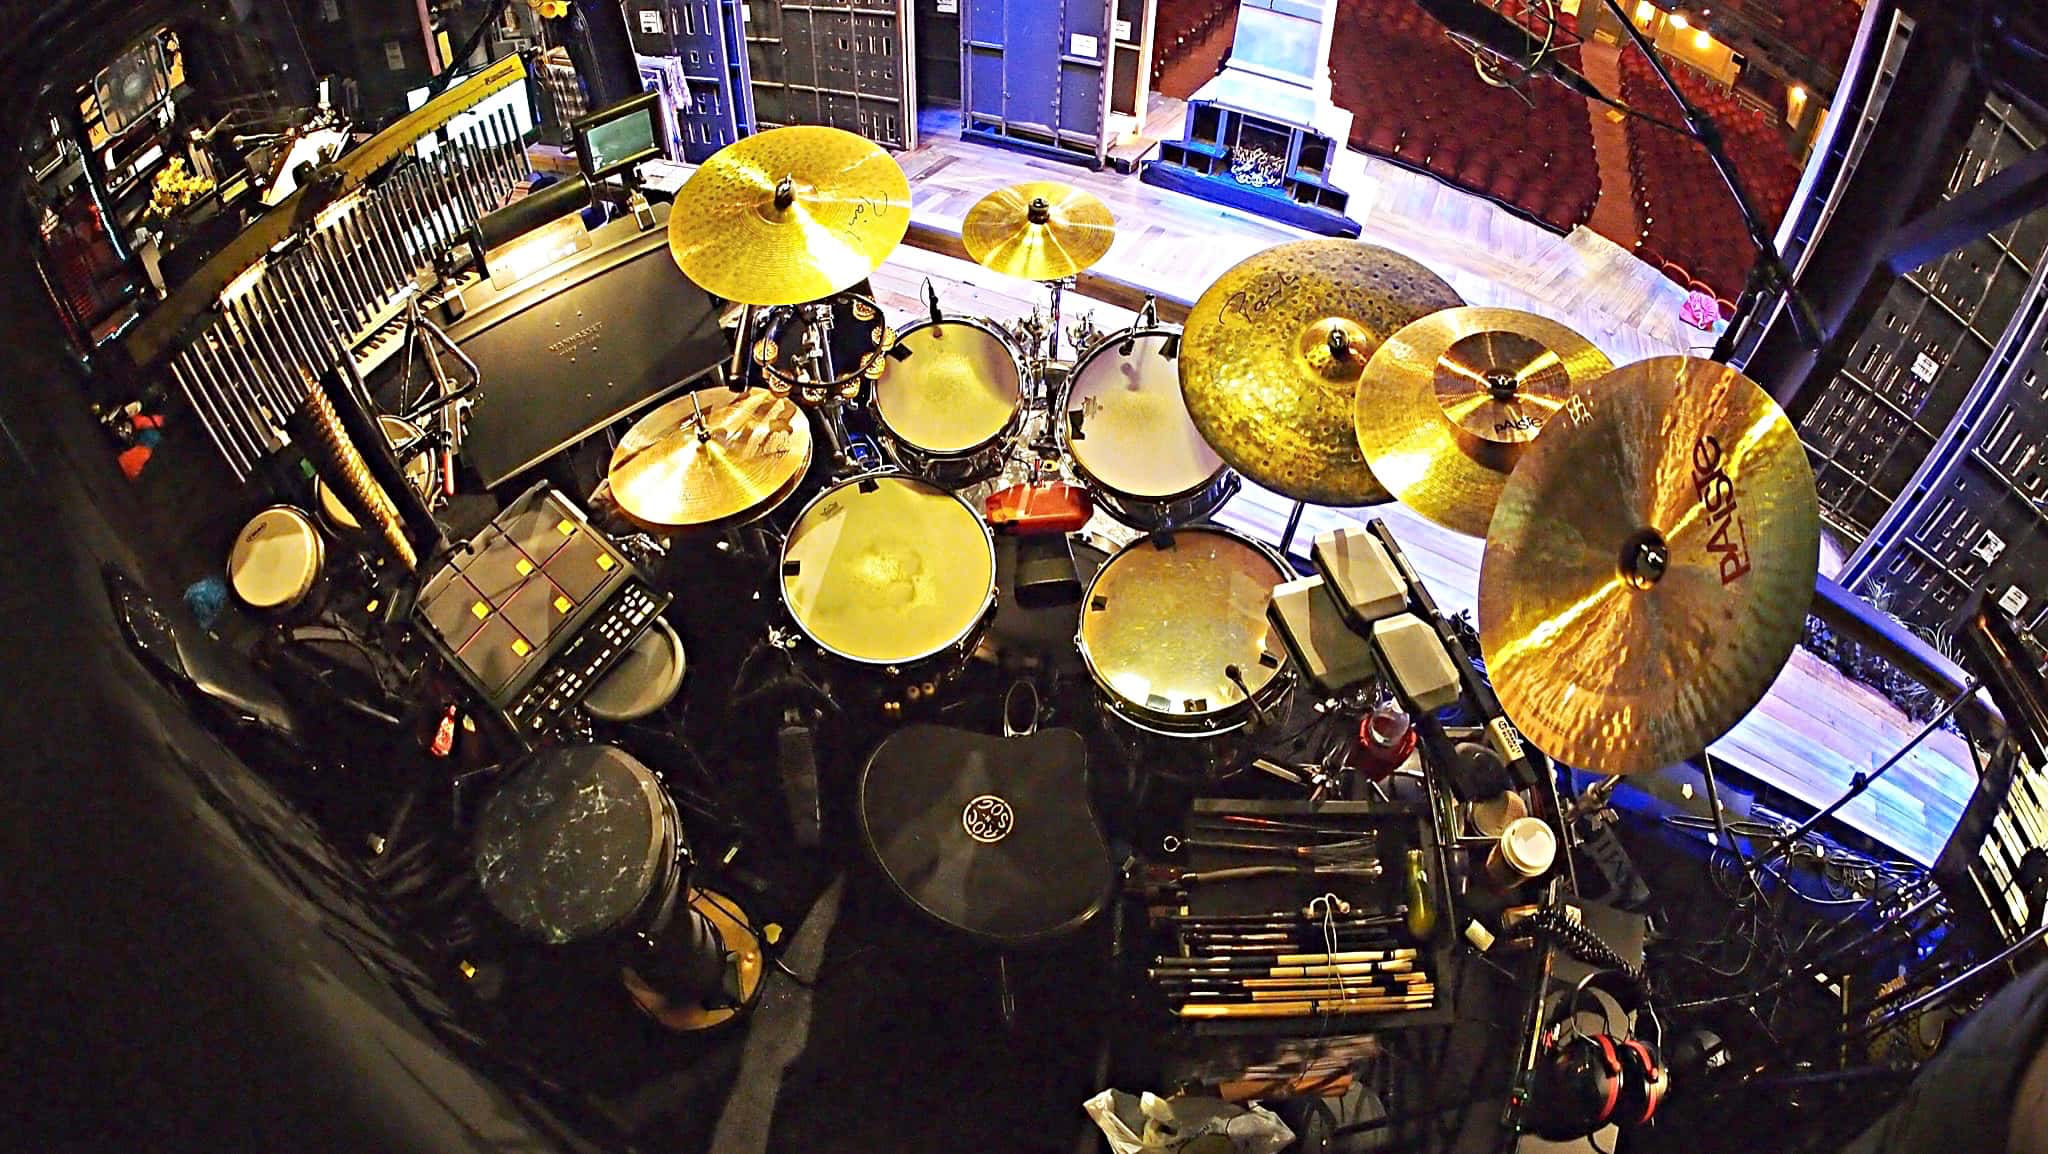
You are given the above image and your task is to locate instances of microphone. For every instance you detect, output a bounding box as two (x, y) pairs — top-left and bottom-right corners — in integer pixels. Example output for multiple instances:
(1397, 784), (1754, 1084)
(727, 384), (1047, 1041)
(1409, 0), (1610, 105)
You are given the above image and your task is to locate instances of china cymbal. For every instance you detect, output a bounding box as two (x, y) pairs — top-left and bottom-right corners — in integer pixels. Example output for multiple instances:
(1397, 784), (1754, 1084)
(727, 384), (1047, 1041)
(1477, 356), (1819, 775)
(606, 387), (814, 532)
(1180, 240), (1464, 506)
(961, 181), (1116, 281)
(1356, 307), (1612, 537)
(667, 126), (911, 306)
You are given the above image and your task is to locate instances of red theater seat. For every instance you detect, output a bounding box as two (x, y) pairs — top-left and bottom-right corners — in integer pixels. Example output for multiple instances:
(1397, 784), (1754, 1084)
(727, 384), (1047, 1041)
(1332, 0), (1600, 231)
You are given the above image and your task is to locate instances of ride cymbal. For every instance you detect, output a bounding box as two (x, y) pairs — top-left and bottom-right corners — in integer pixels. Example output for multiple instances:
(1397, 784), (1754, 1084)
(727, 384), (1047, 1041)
(1357, 307), (1612, 537)
(668, 126), (910, 306)
(606, 387), (814, 532)
(961, 181), (1115, 281)
(1477, 356), (1819, 775)
(1180, 240), (1464, 506)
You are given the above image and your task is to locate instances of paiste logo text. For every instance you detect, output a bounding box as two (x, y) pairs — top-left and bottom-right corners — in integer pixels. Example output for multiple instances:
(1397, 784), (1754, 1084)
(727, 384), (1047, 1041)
(1692, 434), (1752, 586)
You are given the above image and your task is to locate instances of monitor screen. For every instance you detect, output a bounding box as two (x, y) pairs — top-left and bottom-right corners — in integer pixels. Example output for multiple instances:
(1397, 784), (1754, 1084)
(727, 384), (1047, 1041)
(573, 92), (662, 180)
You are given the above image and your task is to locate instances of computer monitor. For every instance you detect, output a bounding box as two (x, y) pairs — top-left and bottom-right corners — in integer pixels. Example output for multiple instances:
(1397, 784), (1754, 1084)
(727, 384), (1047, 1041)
(572, 90), (663, 182)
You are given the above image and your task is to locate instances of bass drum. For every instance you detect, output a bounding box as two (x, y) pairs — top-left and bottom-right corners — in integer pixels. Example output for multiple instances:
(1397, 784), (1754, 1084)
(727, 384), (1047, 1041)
(1062, 326), (1238, 530)
(780, 473), (999, 701)
(868, 316), (1023, 488)
(1077, 527), (1295, 774)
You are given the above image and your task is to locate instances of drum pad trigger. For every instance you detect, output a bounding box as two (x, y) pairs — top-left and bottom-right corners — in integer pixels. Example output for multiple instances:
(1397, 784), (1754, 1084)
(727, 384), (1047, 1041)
(783, 561), (801, 577)
(1161, 334), (1180, 359)
(1067, 409), (1085, 441)
(858, 477), (880, 493)
(888, 344), (915, 361)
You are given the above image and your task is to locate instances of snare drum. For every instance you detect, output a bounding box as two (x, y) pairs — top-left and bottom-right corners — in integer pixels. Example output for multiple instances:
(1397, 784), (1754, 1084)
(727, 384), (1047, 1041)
(1063, 327), (1238, 530)
(781, 473), (998, 685)
(316, 415), (434, 538)
(869, 317), (1023, 488)
(226, 505), (328, 620)
(1078, 528), (1294, 764)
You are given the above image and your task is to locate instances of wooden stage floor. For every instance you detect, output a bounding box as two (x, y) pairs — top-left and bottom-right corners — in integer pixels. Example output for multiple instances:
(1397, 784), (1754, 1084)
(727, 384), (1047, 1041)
(864, 119), (1976, 866)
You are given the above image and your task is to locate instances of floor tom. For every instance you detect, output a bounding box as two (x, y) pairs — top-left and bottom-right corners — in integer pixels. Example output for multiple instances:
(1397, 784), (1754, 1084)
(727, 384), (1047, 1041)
(1078, 527), (1295, 766)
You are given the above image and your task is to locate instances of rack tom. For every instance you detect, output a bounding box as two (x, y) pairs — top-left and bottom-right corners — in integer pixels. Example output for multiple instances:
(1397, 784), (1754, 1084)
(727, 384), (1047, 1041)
(226, 505), (328, 621)
(780, 473), (998, 695)
(1063, 326), (1238, 529)
(1078, 527), (1294, 772)
(869, 316), (1023, 488)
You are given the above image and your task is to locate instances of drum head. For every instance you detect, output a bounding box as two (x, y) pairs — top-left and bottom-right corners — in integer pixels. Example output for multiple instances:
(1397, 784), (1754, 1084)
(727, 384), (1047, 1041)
(584, 618), (687, 722)
(474, 745), (672, 943)
(782, 475), (996, 665)
(1067, 329), (1223, 498)
(1079, 529), (1289, 725)
(319, 416), (432, 531)
(227, 506), (323, 611)
(873, 320), (1021, 453)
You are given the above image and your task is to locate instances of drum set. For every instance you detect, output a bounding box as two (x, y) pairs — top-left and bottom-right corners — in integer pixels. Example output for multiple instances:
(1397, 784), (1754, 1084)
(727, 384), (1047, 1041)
(595, 121), (1817, 788)
(599, 126), (1312, 774)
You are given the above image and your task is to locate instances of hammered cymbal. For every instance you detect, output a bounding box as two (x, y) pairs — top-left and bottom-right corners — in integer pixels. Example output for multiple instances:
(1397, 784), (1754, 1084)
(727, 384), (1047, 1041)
(1477, 356), (1819, 775)
(961, 181), (1115, 281)
(1357, 307), (1613, 537)
(668, 126), (910, 306)
(1180, 240), (1464, 506)
(607, 387), (814, 532)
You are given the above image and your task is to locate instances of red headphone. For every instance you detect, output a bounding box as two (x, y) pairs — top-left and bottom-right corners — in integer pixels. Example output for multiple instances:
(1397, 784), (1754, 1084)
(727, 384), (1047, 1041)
(1529, 971), (1668, 1140)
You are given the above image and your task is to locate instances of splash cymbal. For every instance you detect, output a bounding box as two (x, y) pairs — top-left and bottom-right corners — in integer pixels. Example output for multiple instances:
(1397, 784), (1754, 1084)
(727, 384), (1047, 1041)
(961, 181), (1115, 281)
(606, 387), (814, 532)
(1356, 307), (1612, 537)
(1180, 240), (1464, 506)
(1477, 356), (1819, 775)
(667, 126), (910, 306)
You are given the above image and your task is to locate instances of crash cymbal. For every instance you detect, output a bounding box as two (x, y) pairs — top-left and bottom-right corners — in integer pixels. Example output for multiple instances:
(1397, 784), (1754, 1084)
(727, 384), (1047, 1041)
(1180, 240), (1464, 506)
(606, 387), (814, 532)
(961, 181), (1115, 281)
(1357, 307), (1612, 537)
(667, 126), (910, 306)
(1477, 356), (1819, 775)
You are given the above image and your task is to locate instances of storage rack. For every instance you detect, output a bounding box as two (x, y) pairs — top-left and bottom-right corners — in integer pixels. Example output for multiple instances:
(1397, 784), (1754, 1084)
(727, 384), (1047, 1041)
(1830, 97), (2048, 638)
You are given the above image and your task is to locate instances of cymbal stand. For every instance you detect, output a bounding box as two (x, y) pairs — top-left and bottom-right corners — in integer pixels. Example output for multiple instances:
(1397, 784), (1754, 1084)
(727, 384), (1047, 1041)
(395, 291), (481, 499)
(797, 301), (861, 476)
(1278, 501), (1310, 560)
(1044, 276), (1073, 364)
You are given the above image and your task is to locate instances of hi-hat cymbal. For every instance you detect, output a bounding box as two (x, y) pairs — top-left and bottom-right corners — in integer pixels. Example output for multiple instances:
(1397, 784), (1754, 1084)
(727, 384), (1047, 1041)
(1357, 307), (1612, 537)
(1180, 240), (1464, 506)
(1477, 356), (1819, 775)
(961, 181), (1115, 281)
(667, 126), (910, 306)
(606, 387), (814, 532)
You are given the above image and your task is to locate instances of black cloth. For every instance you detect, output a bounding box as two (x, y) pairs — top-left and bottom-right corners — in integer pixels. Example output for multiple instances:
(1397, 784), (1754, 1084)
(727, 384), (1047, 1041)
(1841, 959), (2048, 1154)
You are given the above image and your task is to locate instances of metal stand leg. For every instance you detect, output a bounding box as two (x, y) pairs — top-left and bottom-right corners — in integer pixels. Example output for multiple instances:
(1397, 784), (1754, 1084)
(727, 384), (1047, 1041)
(1756, 676), (1982, 869)
(1278, 500), (1309, 557)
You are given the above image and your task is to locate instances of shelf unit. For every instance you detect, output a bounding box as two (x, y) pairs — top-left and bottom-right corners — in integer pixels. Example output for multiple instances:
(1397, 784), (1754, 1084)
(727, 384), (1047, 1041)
(1833, 97), (2048, 638)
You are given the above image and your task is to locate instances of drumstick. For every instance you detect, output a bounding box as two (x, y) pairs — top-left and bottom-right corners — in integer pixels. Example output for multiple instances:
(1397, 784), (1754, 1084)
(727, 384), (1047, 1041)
(1152, 948), (1418, 967)
(1173, 984), (1435, 1004)
(1174, 994), (1437, 1019)
(1146, 960), (1417, 981)
(1157, 971), (1431, 992)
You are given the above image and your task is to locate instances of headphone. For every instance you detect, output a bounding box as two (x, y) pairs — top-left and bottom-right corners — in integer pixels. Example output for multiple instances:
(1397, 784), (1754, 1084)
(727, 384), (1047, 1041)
(1528, 970), (1667, 1140)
